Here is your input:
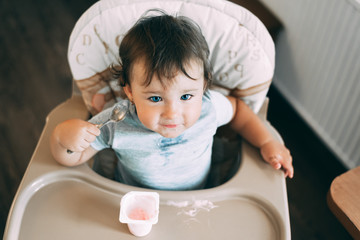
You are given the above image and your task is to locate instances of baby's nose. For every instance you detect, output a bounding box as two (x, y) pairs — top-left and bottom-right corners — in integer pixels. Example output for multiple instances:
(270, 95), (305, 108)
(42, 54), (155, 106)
(162, 102), (180, 119)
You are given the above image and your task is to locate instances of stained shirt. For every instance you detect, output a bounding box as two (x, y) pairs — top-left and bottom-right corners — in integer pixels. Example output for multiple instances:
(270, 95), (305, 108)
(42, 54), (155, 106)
(89, 90), (233, 190)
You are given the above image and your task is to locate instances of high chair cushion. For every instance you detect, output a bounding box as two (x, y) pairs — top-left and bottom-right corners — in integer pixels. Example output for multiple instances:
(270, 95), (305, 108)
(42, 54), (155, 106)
(68, 0), (275, 115)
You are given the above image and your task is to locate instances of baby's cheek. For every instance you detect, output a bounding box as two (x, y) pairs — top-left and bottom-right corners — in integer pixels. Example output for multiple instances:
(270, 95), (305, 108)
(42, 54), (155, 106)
(185, 103), (202, 127)
(137, 108), (158, 130)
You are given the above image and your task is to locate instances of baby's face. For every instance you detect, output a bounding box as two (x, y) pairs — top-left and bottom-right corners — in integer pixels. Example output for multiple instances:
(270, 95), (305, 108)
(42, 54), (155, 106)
(124, 59), (204, 138)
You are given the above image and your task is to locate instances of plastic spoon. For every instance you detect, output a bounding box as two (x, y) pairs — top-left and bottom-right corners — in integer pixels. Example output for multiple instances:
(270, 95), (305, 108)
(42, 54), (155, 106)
(66, 102), (128, 154)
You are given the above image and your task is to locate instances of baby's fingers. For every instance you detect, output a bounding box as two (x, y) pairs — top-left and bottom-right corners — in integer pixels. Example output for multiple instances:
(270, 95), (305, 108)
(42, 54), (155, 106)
(85, 123), (101, 136)
(71, 135), (95, 152)
(76, 127), (99, 150)
(84, 130), (98, 142)
(282, 156), (294, 178)
(267, 155), (294, 178)
(268, 156), (282, 170)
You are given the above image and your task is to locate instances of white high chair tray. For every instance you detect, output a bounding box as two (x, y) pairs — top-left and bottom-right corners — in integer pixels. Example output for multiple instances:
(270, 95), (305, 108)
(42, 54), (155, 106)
(4, 96), (290, 240)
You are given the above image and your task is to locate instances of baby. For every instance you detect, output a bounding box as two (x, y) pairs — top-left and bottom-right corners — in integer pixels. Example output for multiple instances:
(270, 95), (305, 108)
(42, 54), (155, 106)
(50, 11), (293, 190)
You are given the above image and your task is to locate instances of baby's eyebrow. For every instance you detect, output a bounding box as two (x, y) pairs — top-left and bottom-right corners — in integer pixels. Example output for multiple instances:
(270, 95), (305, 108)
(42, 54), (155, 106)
(142, 91), (167, 97)
(141, 86), (202, 95)
(181, 88), (201, 93)
(141, 89), (162, 94)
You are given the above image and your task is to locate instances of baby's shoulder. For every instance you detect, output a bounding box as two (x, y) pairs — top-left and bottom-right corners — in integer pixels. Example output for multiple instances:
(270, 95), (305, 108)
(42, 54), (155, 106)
(203, 90), (234, 126)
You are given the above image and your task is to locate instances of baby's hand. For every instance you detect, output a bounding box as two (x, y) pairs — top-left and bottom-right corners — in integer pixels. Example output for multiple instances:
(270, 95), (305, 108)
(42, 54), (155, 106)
(260, 140), (294, 178)
(54, 119), (100, 153)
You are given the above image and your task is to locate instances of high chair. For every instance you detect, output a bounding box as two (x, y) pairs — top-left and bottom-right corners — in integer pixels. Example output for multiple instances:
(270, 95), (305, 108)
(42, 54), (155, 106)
(4, 0), (291, 239)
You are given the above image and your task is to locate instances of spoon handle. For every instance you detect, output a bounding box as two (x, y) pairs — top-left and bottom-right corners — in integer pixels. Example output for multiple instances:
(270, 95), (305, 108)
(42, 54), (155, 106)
(95, 119), (109, 129)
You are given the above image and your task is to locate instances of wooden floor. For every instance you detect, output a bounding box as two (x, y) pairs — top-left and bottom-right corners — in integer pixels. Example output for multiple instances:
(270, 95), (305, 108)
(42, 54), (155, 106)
(0, 0), (353, 239)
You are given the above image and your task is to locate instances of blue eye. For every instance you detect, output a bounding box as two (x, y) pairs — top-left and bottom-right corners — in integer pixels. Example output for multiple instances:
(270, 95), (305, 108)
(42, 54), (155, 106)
(181, 94), (192, 100)
(149, 96), (162, 102)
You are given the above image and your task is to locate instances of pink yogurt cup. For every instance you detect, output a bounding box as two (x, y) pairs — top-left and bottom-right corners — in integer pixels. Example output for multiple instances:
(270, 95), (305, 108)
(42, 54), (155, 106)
(119, 191), (160, 237)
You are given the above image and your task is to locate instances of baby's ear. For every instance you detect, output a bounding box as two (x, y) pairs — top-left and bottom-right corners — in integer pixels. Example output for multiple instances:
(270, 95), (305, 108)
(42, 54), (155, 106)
(123, 84), (133, 101)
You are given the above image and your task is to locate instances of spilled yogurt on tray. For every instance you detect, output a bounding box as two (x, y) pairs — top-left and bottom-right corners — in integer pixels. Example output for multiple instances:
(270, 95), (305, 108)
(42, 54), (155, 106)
(166, 199), (218, 217)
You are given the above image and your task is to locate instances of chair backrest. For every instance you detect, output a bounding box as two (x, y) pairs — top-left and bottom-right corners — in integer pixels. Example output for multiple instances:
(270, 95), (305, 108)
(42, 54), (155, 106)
(68, 0), (275, 115)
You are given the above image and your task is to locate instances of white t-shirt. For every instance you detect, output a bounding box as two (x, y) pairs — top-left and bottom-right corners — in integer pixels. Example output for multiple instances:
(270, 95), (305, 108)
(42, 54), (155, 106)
(90, 90), (233, 190)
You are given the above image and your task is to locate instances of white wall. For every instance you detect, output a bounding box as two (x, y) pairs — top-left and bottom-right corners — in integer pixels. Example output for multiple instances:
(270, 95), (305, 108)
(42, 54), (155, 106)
(260, 0), (360, 168)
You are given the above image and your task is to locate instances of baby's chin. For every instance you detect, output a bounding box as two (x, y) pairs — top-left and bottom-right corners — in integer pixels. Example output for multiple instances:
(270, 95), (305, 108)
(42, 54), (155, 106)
(155, 127), (186, 138)
(158, 131), (183, 139)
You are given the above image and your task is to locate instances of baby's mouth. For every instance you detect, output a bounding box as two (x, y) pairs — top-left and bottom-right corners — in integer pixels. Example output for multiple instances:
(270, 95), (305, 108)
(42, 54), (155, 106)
(162, 124), (178, 129)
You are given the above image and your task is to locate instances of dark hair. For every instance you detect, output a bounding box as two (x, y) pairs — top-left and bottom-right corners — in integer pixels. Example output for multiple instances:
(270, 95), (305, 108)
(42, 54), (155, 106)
(113, 10), (212, 89)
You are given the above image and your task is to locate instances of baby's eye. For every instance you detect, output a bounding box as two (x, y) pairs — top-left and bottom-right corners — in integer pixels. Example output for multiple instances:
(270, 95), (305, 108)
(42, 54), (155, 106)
(180, 94), (192, 100)
(149, 96), (162, 102)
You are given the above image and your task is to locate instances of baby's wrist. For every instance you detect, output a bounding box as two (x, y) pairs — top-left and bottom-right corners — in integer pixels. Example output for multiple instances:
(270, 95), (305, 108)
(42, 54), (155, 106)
(259, 138), (277, 149)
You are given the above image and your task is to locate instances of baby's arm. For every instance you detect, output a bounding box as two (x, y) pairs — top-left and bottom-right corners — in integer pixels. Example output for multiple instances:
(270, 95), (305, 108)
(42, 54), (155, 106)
(227, 96), (294, 178)
(50, 119), (100, 166)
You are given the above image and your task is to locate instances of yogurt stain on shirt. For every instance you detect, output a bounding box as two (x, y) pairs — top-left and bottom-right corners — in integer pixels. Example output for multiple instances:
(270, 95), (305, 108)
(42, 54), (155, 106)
(157, 135), (188, 165)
